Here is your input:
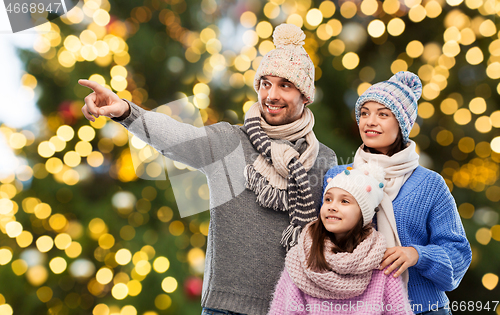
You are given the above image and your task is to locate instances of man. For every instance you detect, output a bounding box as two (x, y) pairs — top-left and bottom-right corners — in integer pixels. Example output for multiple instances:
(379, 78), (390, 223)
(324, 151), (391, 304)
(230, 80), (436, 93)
(80, 23), (336, 315)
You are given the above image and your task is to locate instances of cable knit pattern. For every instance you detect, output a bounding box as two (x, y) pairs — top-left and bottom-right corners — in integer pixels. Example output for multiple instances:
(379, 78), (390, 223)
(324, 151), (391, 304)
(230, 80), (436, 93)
(285, 223), (386, 299)
(323, 165), (472, 313)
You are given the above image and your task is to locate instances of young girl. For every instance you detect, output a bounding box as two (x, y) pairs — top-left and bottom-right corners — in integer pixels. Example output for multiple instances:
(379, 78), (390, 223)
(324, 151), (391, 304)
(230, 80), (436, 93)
(324, 71), (471, 315)
(268, 164), (414, 314)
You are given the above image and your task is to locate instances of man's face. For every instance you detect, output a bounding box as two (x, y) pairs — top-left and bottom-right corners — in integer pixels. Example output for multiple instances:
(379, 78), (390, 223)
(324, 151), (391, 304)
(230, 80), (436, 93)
(257, 76), (307, 126)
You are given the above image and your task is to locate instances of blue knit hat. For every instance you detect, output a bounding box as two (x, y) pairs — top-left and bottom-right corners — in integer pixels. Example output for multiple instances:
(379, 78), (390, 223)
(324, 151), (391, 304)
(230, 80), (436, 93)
(355, 71), (422, 144)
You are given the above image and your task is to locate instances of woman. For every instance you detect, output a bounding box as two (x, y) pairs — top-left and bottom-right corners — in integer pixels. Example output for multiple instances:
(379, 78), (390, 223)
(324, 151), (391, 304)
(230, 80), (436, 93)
(323, 71), (471, 315)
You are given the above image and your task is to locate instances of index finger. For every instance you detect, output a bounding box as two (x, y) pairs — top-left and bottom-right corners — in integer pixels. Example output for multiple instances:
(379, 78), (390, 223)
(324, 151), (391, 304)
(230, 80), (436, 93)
(78, 79), (107, 93)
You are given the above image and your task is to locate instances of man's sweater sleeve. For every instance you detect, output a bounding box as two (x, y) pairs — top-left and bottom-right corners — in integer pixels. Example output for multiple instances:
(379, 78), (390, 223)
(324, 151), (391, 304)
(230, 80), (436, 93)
(410, 172), (472, 292)
(112, 100), (233, 170)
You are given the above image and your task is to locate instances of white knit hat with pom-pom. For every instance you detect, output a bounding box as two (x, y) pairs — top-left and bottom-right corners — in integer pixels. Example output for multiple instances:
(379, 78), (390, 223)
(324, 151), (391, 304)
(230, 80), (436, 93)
(254, 23), (315, 105)
(324, 163), (386, 227)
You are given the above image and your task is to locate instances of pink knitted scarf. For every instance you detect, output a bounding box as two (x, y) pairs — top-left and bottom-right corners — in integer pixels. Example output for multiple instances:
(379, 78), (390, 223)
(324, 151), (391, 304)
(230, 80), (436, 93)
(285, 222), (386, 300)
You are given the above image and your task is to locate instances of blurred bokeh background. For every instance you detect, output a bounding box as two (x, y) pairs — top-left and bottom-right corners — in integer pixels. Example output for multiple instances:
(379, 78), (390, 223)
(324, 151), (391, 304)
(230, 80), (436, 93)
(0, 0), (499, 314)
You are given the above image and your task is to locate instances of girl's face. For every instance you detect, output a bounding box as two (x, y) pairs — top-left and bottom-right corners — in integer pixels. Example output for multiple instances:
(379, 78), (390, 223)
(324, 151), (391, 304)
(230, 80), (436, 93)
(320, 187), (362, 239)
(358, 101), (400, 155)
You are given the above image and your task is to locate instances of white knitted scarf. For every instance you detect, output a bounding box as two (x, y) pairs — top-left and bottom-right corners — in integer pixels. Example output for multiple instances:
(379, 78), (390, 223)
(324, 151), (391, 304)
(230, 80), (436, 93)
(352, 140), (420, 292)
(244, 102), (320, 250)
(285, 222), (386, 299)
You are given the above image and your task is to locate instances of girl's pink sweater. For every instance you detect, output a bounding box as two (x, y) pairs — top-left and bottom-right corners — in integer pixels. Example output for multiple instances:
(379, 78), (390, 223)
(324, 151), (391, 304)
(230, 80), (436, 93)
(268, 268), (414, 315)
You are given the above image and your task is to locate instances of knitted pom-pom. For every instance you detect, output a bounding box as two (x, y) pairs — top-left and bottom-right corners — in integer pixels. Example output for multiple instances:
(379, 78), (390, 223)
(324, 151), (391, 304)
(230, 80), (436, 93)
(344, 170), (350, 175)
(273, 23), (306, 47)
(379, 183), (384, 188)
(389, 71), (422, 100)
(366, 185), (372, 192)
(358, 162), (385, 184)
(346, 166), (353, 170)
(327, 177), (332, 183)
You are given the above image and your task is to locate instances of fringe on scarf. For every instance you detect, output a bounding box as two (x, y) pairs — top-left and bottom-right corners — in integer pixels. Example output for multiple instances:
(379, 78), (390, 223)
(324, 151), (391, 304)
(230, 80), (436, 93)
(244, 164), (289, 211)
(281, 224), (302, 251)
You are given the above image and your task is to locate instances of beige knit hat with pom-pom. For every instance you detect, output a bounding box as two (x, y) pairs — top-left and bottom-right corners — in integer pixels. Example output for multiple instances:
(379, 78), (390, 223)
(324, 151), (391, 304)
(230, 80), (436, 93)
(254, 24), (315, 105)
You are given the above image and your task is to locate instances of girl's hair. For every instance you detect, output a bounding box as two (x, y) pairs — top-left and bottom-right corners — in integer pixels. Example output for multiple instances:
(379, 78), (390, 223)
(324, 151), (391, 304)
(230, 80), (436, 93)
(364, 128), (405, 157)
(306, 216), (373, 272)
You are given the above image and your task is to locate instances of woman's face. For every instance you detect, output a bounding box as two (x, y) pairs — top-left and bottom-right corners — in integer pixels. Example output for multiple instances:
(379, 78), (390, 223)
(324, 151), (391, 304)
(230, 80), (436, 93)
(358, 101), (400, 155)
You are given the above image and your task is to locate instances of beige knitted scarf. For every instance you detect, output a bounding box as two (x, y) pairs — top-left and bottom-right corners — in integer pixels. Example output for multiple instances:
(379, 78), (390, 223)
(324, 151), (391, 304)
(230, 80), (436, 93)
(285, 222), (386, 299)
(352, 140), (420, 293)
(244, 102), (320, 250)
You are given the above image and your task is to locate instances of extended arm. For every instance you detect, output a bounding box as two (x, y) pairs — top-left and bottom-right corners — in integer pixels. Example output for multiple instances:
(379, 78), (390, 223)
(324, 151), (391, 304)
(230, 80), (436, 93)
(79, 79), (224, 169)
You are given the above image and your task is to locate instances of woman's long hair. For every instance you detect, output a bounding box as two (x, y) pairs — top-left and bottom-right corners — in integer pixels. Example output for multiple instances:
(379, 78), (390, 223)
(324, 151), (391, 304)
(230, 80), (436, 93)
(306, 216), (373, 272)
(364, 129), (405, 157)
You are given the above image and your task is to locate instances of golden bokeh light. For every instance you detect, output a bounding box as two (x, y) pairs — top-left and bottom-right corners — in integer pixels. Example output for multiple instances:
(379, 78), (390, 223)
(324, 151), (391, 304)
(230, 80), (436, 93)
(360, 0), (378, 15)
(491, 136), (500, 153)
(34, 202), (52, 219)
(406, 40), (424, 58)
(0, 248), (13, 265)
(12, 259), (28, 276)
(111, 283), (129, 300)
(440, 98), (459, 115)
(306, 9), (323, 27)
(418, 102), (435, 119)
(96, 267), (114, 285)
(476, 227), (491, 245)
(465, 46), (483, 65)
(408, 5), (426, 23)
(475, 116), (492, 133)
(65, 242), (82, 258)
(443, 41), (460, 57)
(425, 0), (442, 18)
(387, 18), (405, 36)
(436, 130), (454, 146)
(49, 257), (67, 274)
(16, 231), (33, 248)
(36, 235), (54, 253)
(54, 233), (72, 250)
(469, 97), (486, 114)
(319, 1), (336, 18)
(153, 256), (170, 273)
(115, 248), (132, 265)
(161, 276), (178, 293)
(6, 221), (23, 238)
(342, 52), (359, 70)
(169, 221), (185, 236)
(340, 1), (357, 19)
(367, 20), (385, 38)
(454, 108), (472, 125)
(155, 294), (172, 310)
(38, 141), (56, 158)
(482, 273), (499, 290)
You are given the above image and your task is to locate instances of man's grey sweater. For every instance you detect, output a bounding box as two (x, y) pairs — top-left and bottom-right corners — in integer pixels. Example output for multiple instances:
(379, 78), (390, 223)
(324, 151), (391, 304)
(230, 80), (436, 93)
(114, 102), (337, 314)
